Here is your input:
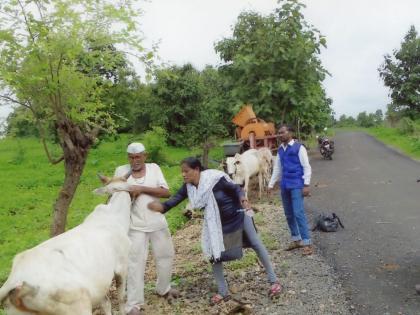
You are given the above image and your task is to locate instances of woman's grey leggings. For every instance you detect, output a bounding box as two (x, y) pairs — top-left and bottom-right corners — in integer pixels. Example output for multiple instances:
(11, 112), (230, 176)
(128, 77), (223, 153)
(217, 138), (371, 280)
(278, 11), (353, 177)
(211, 214), (277, 297)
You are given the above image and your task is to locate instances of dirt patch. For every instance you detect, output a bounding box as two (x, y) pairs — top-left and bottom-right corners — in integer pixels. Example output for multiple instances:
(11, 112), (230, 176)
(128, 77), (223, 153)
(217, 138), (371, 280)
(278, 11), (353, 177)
(108, 193), (351, 315)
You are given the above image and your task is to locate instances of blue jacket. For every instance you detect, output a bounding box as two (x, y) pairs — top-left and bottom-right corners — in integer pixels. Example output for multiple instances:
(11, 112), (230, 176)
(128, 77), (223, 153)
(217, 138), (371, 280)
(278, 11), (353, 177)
(279, 142), (304, 189)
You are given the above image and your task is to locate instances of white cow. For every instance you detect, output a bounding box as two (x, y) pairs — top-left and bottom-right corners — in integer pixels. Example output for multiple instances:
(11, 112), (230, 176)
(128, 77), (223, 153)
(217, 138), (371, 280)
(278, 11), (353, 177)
(225, 148), (273, 200)
(256, 147), (273, 188)
(0, 176), (133, 315)
(226, 149), (262, 199)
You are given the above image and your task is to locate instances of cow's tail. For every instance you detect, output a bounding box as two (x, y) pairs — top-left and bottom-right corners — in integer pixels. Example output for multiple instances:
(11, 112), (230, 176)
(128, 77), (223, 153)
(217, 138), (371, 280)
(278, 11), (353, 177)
(0, 280), (12, 304)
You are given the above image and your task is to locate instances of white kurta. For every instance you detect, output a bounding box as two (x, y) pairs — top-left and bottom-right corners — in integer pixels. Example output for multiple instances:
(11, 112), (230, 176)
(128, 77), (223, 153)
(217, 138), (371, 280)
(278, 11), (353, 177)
(115, 163), (169, 232)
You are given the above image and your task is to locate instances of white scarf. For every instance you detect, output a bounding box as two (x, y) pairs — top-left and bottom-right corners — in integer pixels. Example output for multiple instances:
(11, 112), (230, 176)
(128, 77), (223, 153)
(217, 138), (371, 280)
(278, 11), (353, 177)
(187, 169), (232, 260)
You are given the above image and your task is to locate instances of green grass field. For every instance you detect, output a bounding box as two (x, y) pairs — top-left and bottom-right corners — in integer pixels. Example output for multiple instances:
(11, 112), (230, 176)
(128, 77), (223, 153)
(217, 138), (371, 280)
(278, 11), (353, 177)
(0, 135), (224, 289)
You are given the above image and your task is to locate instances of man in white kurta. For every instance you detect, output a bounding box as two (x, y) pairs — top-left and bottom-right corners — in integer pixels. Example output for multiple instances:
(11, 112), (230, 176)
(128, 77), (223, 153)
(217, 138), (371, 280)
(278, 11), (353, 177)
(115, 143), (176, 315)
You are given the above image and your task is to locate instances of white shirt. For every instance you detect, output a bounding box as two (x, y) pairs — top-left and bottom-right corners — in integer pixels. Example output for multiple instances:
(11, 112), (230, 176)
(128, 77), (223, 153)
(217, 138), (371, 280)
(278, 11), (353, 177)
(114, 163), (169, 232)
(268, 139), (312, 188)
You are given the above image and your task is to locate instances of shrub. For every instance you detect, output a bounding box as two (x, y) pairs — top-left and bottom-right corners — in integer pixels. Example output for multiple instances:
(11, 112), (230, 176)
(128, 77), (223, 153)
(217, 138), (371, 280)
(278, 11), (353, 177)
(397, 117), (415, 135)
(142, 126), (169, 165)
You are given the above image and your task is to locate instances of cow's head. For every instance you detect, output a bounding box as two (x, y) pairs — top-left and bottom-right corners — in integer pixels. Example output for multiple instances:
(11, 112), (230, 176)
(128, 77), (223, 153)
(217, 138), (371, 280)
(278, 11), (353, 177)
(93, 174), (131, 195)
(225, 156), (237, 178)
(230, 153), (246, 185)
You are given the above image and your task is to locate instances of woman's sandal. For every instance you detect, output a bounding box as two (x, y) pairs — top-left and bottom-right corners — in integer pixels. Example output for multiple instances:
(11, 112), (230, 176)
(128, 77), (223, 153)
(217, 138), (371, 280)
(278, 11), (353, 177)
(210, 294), (230, 306)
(268, 282), (283, 298)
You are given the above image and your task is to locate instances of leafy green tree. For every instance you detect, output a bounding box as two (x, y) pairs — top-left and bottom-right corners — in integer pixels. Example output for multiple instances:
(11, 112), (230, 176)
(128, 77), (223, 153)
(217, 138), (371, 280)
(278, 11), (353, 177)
(147, 64), (230, 166)
(148, 64), (204, 145)
(335, 114), (357, 127)
(0, 0), (150, 235)
(346, 116), (357, 126)
(356, 111), (376, 128)
(215, 0), (332, 129)
(385, 103), (401, 127)
(191, 66), (232, 167)
(337, 114), (347, 126)
(374, 109), (383, 125)
(5, 107), (41, 137)
(379, 26), (420, 119)
(103, 71), (154, 134)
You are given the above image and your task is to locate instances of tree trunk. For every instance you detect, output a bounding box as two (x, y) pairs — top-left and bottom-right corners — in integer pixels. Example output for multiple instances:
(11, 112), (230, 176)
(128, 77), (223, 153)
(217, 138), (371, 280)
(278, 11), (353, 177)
(50, 123), (92, 236)
(281, 104), (287, 124)
(202, 145), (210, 169)
(202, 140), (214, 169)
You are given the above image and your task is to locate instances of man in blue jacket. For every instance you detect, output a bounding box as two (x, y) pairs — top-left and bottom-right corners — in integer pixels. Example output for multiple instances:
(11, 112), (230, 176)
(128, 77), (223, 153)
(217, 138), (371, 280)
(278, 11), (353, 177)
(268, 125), (313, 255)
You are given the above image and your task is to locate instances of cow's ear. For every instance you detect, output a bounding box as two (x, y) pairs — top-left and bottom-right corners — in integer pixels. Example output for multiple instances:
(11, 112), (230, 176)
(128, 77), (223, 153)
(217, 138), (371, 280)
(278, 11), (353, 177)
(234, 153), (241, 159)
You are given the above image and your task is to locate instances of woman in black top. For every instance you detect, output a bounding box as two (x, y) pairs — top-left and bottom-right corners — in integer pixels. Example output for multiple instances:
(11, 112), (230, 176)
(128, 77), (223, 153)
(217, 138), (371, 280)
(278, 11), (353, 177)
(148, 157), (282, 304)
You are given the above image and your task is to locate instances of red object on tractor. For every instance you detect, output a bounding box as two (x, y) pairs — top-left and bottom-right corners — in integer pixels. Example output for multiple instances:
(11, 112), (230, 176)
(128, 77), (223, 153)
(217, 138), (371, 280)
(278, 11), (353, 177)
(231, 105), (280, 153)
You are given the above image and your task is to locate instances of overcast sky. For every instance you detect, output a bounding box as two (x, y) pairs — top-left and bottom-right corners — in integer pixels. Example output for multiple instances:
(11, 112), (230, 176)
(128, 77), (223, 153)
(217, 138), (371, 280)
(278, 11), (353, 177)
(1, 0), (419, 123)
(138, 0), (420, 118)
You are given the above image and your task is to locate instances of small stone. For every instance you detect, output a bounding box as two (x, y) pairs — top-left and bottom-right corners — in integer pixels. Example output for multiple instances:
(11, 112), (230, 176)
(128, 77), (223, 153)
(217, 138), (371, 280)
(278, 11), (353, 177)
(230, 285), (239, 294)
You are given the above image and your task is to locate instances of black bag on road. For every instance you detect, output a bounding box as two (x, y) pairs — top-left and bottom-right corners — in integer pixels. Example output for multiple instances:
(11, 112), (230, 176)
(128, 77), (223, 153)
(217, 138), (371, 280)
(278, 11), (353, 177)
(312, 213), (344, 232)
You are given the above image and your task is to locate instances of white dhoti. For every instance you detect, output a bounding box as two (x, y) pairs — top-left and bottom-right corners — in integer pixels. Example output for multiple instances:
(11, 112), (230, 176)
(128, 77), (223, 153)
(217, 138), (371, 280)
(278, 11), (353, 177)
(125, 227), (174, 311)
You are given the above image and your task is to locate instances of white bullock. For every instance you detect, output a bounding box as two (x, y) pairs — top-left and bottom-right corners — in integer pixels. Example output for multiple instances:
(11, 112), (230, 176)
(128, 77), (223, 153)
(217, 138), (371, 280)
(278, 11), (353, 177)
(226, 149), (262, 199)
(225, 148), (273, 200)
(0, 176), (133, 315)
(256, 147), (273, 188)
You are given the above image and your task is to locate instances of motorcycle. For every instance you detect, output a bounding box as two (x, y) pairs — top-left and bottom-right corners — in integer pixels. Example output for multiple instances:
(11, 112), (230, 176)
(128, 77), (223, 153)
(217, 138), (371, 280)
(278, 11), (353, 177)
(317, 135), (334, 160)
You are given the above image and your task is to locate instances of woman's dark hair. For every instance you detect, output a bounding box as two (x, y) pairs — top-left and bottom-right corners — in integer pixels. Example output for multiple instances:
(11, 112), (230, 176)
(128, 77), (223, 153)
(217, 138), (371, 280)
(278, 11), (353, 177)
(181, 157), (205, 171)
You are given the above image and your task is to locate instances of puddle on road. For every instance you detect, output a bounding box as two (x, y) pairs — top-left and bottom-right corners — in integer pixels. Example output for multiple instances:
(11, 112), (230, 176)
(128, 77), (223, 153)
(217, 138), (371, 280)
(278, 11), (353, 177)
(381, 263), (400, 271)
(314, 181), (328, 188)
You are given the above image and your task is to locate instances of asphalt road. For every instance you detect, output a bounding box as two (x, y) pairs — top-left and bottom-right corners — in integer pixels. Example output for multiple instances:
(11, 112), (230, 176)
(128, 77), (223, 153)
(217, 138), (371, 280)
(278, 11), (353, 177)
(306, 131), (420, 315)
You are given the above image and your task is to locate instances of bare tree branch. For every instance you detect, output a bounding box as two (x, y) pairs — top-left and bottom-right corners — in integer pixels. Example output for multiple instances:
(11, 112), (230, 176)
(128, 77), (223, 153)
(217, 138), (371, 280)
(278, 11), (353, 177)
(0, 94), (29, 108)
(33, 0), (45, 21)
(17, 0), (36, 43)
(41, 137), (64, 164)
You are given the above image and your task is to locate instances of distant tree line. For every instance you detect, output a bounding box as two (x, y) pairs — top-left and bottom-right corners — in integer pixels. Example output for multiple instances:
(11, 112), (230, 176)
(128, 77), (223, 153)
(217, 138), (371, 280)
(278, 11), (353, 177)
(335, 110), (383, 128)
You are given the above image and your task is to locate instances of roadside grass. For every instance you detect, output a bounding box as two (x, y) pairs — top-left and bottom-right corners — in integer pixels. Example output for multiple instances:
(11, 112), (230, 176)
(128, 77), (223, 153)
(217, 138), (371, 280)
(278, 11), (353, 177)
(335, 126), (420, 160)
(366, 126), (420, 160)
(0, 135), (223, 288)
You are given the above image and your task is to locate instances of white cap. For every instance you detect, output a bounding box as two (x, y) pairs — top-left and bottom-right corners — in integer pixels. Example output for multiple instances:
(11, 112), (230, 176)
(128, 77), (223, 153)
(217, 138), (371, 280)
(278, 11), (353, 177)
(127, 142), (146, 154)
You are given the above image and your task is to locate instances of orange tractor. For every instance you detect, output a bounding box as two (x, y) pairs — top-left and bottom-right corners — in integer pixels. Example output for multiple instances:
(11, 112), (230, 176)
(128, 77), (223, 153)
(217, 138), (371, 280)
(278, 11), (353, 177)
(223, 105), (280, 156)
